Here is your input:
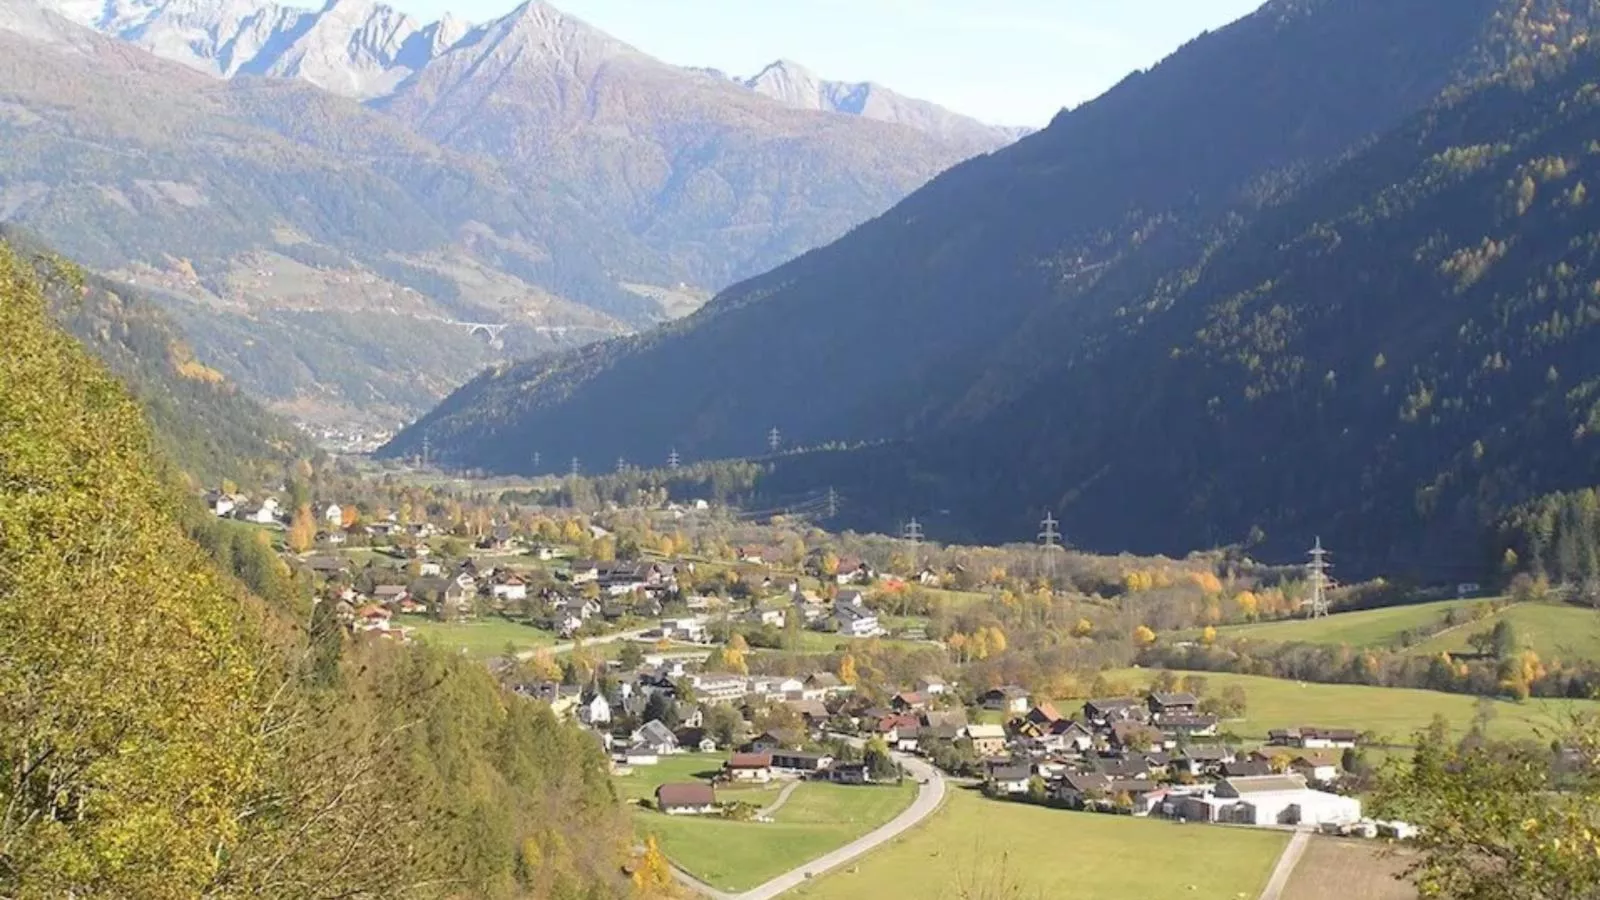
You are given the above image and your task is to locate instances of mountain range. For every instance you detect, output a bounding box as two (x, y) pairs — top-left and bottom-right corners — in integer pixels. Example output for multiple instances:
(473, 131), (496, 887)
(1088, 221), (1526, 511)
(386, 0), (1600, 578)
(0, 0), (1015, 425)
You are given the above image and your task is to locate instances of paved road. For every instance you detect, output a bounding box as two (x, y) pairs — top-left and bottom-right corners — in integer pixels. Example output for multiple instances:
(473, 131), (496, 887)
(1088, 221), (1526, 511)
(1257, 829), (1311, 900)
(672, 752), (947, 900)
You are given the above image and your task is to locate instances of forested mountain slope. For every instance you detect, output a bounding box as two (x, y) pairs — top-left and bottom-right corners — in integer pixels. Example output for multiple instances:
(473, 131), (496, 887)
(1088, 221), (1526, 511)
(1, 227), (313, 484)
(391, 0), (1600, 576)
(0, 239), (652, 899)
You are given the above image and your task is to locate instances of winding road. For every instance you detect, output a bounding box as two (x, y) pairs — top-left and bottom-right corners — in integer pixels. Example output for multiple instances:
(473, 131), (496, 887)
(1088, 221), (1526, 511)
(671, 752), (947, 900)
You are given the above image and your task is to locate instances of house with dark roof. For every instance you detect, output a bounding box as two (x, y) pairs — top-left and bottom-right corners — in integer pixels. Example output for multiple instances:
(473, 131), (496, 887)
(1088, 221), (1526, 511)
(833, 593), (881, 637)
(1147, 691), (1200, 718)
(632, 720), (679, 755)
(1083, 697), (1146, 726)
(771, 750), (834, 774)
(1056, 772), (1113, 808)
(985, 761), (1033, 796)
(979, 685), (1031, 714)
(655, 783), (717, 815)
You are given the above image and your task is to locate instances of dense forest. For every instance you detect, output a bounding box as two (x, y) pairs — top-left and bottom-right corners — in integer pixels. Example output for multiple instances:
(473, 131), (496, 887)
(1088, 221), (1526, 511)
(392, 0), (1600, 579)
(0, 243), (657, 898)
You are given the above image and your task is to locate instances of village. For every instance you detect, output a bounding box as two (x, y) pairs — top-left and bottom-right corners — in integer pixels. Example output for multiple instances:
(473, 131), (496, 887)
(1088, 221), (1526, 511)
(201, 483), (1421, 860)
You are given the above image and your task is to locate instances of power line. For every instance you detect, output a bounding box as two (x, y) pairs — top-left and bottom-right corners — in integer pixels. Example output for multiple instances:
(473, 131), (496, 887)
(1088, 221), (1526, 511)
(1306, 536), (1332, 618)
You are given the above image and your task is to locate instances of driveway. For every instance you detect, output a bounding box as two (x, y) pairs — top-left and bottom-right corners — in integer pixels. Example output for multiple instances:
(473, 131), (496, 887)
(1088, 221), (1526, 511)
(672, 752), (947, 900)
(1257, 828), (1311, 900)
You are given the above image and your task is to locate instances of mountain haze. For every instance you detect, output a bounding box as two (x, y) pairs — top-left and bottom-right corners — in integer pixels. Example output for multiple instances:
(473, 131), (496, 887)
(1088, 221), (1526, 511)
(390, 0), (1600, 577)
(735, 58), (1028, 146)
(0, 0), (1000, 424)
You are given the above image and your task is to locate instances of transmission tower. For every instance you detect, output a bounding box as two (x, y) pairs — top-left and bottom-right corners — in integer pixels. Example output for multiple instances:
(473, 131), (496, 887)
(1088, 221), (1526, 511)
(421, 435), (430, 470)
(668, 448), (680, 471)
(1306, 537), (1332, 618)
(1038, 511), (1064, 581)
(826, 487), (839, 519)
(768, 427), (782, 454)
(532, 450), (541, 471)
(569, 457), (581, 477)
(903, 517), (924, 572)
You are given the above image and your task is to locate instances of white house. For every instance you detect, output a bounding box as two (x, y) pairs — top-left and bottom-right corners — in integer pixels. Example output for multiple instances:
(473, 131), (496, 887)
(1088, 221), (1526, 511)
(915, 676), (948, 696)
(205, 491), (239, 518)
(833, 592), (881, 637)
(492, 576), (529, 602)
(579, 694), (611, 726)
(660, 617), (707, 642)
(323, 503), (343, 525)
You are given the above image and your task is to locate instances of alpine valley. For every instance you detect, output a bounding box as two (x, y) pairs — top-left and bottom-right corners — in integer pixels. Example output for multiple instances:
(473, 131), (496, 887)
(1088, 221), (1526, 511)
(387, 0), (1600, 578)
(0, 0), (1015, 427)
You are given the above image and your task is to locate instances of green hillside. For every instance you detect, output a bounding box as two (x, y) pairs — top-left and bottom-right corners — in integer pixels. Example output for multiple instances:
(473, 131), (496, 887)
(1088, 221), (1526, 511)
(391, 0), (1600, 579)
(1214, 599), (1487, 649)
(1412, 601), (1600, 663)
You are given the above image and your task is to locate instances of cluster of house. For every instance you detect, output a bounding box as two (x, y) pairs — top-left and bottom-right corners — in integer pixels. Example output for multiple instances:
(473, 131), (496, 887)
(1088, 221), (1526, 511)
(310, 556), (543, 636)
(204, 490), (447, 547)
(969, 691), (1373, 830)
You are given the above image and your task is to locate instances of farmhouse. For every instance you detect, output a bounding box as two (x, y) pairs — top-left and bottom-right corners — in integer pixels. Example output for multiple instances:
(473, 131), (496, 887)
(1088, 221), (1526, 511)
(1268, 726), (1361, 749)
(771, 750), (833, 774)
(986, 762), (1033, 796)
(1083, 697), (1145, 726)
(655, 783), (717, 815)
(724, 752), (774, 784)
(632, 720), (679, 755)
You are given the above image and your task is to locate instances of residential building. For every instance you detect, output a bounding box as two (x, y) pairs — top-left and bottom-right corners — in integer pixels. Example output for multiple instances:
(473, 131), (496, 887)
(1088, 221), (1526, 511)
(1268, 727), (1361, 749)
(724, 753), (773, 784)
(579, 694), (612, 726)
(1147, 691), (1199, 718)
(1083, 697), (1145, 726)
(833, 593), (881, 637)
(986, 762), (1032, 795)
(965, 723), (1008, 757)
(632, 720), (679, 755)
(655, 783), (717, 815)
(915, 676), (948, 696)
(825, 762), (872, 785)
(770, 750), (833, 774)
(661, 617), (708, 642)
(692, 673), (748, 704)
(979, 686), (1031, 714)
(491, 576), (528, 602)
(322, 503), (343, 525)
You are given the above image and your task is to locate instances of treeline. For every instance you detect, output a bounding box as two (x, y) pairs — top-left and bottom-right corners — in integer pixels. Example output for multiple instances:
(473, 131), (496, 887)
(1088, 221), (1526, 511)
(1501, 486), (1600, 588)
(0, 245), (655, 899)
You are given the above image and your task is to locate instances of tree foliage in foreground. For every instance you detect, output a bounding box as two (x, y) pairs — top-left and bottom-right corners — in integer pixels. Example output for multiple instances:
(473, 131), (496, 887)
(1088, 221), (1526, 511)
(0, 244), (654, 898)
(1376, 717), (1600, 900)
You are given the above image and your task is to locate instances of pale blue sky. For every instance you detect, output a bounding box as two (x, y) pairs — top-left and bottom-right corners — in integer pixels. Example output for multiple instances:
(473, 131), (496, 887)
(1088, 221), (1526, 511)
(404, 0), (1267, 126)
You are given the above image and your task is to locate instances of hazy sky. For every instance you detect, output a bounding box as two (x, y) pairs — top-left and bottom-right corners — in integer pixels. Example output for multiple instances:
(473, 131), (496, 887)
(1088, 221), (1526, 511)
(402, 0), (1267, 126)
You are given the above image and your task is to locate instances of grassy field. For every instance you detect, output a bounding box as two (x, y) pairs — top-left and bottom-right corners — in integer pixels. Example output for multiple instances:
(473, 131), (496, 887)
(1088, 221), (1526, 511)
(788, 789), (1287, 900)
(1212, 599), (1485, 648)
(635, 780), (916, 892)
(402, 615), (556, 659)
(1283, 838), (1417, 900)
(1410, 602), (1600, 663)
(1099, 669), (1600, 745)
